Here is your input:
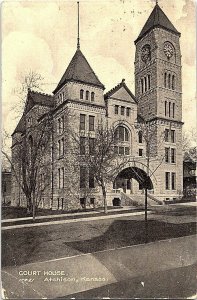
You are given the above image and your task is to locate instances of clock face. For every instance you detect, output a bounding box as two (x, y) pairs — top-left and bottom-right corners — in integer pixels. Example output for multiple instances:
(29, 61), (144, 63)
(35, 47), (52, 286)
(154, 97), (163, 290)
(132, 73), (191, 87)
(141, 45), (151, 62)
(164, 42), (174, 58)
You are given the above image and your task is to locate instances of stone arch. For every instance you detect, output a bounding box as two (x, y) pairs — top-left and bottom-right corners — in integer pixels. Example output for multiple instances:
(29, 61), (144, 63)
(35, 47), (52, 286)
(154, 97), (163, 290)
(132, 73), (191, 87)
(112, 159), (157, 190)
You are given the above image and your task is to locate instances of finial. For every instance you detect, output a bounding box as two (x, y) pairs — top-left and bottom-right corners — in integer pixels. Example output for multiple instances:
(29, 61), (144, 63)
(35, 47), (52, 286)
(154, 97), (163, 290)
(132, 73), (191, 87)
(156, 0), (158, 4)
(77, 2), (80, 49)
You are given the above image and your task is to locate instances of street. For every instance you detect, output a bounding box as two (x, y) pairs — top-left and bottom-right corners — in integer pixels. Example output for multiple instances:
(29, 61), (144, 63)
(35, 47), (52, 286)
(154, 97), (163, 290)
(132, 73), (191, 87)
(1, 206), (197, 298)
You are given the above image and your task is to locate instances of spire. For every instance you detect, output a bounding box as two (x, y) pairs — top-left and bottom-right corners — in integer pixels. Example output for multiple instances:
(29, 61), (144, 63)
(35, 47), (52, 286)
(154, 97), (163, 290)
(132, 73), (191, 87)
(77, 2), (80, 50)
(134, 3), (180, 44)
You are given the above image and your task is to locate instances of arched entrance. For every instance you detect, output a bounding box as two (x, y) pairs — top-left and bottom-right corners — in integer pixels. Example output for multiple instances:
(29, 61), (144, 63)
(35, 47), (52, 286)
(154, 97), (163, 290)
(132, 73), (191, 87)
(113, 167), (153, 195)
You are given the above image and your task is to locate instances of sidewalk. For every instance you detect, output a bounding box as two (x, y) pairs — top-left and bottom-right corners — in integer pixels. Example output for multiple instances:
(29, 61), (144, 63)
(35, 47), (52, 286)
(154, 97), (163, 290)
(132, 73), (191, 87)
(2, 210), (151, 230)
(2, 235), (196, 299)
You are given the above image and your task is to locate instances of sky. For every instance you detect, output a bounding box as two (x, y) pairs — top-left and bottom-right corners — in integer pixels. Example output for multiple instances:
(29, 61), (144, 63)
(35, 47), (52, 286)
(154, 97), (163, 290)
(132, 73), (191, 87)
(2, 0), (196, 149)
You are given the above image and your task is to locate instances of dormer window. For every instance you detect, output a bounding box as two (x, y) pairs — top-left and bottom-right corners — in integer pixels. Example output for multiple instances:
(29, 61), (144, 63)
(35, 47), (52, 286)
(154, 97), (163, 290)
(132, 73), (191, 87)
(91, 92), (95, 101)
(86, 91), (89, 100)
(80, 89), (84, 99)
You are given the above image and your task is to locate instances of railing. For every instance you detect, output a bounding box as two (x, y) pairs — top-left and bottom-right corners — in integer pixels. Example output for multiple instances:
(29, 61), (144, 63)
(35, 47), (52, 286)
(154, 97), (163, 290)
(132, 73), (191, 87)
(147, 193), (163, 205)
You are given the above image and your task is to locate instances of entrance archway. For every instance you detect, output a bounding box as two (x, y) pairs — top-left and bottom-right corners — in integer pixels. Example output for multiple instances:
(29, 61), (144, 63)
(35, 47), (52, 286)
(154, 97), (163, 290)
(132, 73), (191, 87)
(113, 167), (153, 195)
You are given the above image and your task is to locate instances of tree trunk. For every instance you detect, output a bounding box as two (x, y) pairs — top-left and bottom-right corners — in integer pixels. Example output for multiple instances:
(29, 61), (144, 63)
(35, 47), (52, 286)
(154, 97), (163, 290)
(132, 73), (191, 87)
(32, 192), (36, 222)
(101, 182), (107, 214)
(145, 187), (148, 243)
(26, 196), (32, 215)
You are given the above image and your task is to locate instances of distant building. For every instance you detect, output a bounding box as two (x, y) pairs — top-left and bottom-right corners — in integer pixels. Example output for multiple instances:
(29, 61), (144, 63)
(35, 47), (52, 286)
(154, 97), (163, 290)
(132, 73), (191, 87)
(11, 3), (183, 210)
(2, 171), (11, 205)
(183, 156), (196, 200)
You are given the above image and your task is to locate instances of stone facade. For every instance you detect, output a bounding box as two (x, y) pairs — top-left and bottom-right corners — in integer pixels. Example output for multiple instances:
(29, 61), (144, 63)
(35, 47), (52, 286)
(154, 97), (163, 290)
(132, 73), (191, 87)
(11, 3), (183, 210)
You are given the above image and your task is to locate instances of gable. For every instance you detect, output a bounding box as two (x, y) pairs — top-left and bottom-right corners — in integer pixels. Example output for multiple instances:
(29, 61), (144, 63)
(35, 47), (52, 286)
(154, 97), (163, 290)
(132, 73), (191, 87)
(111, 86), (136, 104)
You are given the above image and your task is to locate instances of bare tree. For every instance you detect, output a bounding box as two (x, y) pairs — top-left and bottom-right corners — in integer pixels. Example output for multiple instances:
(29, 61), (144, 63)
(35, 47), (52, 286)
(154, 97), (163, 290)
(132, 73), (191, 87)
(70, 121), (130, 214)
(2, 114), (52, 220)
(12, 70), (44, 117)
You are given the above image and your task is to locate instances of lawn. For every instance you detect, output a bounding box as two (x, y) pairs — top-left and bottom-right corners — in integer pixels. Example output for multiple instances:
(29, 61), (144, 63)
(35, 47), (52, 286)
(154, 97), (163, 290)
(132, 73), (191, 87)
(2, 213), (196, 268)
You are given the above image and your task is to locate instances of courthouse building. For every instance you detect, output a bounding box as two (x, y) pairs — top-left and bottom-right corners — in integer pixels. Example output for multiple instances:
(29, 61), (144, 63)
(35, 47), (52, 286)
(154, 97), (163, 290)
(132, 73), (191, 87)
(11, 3), (183, 210)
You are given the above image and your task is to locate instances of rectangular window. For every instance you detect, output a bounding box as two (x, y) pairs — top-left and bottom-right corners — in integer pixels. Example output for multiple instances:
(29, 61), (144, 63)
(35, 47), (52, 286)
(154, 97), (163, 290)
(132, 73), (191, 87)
(89, 138), (95, 155)
(165, 172), (170, 190)
(58, 118), (61, 134)
(58, 168), (61, 189)
(171, 130), (175, 143)
(61, 116), (64, 132)
(172, 172), (176, 190)
(80, 166), (86, 188)
(89, 116), (95, 131)
(165, 147), (170, 163)
(115, 105), (119, 115)
(61, 167), (64, 188)
(119, 147), (124, 155)
(148, 74), (151, 90)
(141, 78), (144, 94)
(61, 198), (64, 210)
(144, 77), (147, 92)
(125, 147), (129, 155)
(139, 149), (143, 156)
(169, 102), (171, 117)
(172, 103), (175, 118)
(126, 108), (130, 117)
(58, 140), (61, 158)
(165, 101), (167, 117)
(61, 138), (64, 156)
(171, 148), (176, 163)
(57, 198), (60, 210)
(89, 168), (95, 188)
(80, 114), (85, 130)
(165, 129), (169, 142)
(80, 198), (86, 208)
(80, 137), (86, 155)
(121, 106), (125, 115)
(90, 198), (95, 205)
(114, 146), (118, 154)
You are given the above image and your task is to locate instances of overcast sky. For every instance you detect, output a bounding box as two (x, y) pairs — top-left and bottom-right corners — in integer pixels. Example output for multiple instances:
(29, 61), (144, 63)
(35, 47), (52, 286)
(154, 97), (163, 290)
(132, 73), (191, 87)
(2, 0), (196, 145)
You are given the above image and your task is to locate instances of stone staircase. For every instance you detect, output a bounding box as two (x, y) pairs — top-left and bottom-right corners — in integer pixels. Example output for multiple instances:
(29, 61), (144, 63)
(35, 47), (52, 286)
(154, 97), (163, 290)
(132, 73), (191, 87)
(121, 192), (162, 207)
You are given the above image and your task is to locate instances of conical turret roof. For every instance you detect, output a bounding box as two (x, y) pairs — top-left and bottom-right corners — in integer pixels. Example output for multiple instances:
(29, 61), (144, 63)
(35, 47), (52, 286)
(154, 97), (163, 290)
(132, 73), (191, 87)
(53, 49), (105, 94)
(135, 4), (180, 44)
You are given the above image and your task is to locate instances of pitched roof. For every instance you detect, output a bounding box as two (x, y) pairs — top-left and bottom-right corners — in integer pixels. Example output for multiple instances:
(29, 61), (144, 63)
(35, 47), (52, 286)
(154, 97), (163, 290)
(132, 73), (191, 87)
(12, 90), (54, 135)
(24, 90), (54, 114)
(12, 115), (26, 135)
(104, 79), (137, 103)
(135, 4), (180, 44)
(53, 49), (105, 94)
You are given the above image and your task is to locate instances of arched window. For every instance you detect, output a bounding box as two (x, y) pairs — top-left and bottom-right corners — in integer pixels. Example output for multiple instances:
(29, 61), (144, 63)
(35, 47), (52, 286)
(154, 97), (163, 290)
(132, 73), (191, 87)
(115, 126), (129, 142)
(168, 74), (171, 89)
(172, 75), (175, 90)
(144, 77), (147, 92)
(141, 79), (144, 94)
(169, 102), (171, 117)
(164, 72), (167, 88)
(148, 75), (151, 90)
(86, 91), (89, 100)
(91, 92), (95, 101)
(80, 89), (84, 99)
(138, 131), (143, 143)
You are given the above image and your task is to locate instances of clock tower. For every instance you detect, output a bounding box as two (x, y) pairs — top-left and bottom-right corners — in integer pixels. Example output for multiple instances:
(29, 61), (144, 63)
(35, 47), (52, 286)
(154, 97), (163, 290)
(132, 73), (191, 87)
(134, 3), (183, 199)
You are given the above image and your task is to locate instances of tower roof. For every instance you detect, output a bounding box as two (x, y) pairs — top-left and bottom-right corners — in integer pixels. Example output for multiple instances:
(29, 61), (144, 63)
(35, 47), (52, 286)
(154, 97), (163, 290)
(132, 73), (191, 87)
(135, 4), (180, 44)
(53, 49), (105, 94)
